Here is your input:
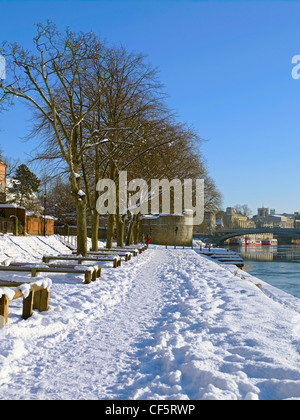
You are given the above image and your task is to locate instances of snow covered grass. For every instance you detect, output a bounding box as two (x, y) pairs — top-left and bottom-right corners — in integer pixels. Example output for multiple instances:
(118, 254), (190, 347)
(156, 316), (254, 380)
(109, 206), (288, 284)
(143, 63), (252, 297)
(0, 235), (300, 400)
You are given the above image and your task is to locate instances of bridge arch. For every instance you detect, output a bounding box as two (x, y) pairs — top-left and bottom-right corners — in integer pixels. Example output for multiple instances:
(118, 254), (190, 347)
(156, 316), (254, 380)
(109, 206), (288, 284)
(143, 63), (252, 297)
(209, 228), (300, 246)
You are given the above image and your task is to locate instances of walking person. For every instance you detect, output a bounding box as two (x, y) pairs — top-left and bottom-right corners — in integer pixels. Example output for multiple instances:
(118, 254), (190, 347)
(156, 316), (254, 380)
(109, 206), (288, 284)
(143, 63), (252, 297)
(145, 234), (151, 248)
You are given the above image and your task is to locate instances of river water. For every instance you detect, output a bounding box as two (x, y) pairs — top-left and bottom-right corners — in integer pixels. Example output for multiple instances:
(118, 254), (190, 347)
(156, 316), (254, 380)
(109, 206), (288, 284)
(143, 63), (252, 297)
(224, 245), (300, 299)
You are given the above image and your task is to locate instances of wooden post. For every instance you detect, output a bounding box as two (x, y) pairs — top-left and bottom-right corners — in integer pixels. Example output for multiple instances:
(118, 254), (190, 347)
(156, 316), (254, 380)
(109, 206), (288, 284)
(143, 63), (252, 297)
(22, 291), (34, 320)
(33, 288), (49, 311)
(84, 271), (92, 284)
(33, 290), (41, 310)
(38, 289), (49, 312)
(0, 295), (8, 328)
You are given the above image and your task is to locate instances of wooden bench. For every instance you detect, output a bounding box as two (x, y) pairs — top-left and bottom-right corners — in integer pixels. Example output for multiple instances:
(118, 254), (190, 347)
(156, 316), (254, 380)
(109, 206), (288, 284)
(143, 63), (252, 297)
(9, 261), (101, 281)
(0, 280), (51, 328)
(95, 248), (138, 257)
(42, 254), (121, 268)
(103, 245), (145, 254)
(0, 265), (97, 284)
(74, 250), (133, 261)
(118, 245), (147, 254)
(46, 263), (101, 280)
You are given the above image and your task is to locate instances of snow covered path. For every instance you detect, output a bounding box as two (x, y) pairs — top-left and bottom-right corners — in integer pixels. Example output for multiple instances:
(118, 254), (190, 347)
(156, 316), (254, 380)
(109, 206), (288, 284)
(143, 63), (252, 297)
(1, 238), (300, 400)
(21, 249), (168, 400)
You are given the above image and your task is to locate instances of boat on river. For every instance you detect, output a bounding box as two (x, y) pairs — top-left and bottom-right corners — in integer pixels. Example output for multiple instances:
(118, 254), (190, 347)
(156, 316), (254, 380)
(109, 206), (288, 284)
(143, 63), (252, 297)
(229, 238), (246, 245)
(245, 238), (261, 245)
(261, 238), (278, 246)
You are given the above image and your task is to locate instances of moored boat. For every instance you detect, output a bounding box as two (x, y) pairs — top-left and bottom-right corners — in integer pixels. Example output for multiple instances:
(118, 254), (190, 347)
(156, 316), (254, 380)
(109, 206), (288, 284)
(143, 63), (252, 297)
(229, 237), (246, 245)
(245, 238), (262, 245)
(262, 238), (278, 246)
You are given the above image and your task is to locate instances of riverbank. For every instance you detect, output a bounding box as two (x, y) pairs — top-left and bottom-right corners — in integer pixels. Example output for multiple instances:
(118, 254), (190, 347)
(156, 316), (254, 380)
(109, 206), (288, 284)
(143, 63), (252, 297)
(224, 243), (300, 299)
(0, 236), (300, 399)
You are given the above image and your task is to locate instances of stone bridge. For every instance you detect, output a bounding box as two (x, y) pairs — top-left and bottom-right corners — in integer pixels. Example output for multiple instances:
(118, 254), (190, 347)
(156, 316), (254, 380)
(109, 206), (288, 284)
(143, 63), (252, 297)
(195, 227), (300, 246)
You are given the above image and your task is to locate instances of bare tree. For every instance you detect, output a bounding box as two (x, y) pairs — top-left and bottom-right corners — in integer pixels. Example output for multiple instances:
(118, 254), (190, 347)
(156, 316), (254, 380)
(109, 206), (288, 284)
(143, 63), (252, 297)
(234, 204), (252, 217)
(0, 21), (222, 251)
(79, 46), (172, 249)
(0, 22), (108, 255)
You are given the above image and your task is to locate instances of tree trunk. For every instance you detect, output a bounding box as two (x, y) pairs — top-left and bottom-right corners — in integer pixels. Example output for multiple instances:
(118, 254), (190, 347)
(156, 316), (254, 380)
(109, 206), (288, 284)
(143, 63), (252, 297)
(106, 161), (117, 249)
(106, 213), (115, 249)
(126, 212), (134, 246)
(133, 213), (141, 245)
(76, 198), (87, 256)
(116, 213), (126, 247)
(91, 210), (99, 251)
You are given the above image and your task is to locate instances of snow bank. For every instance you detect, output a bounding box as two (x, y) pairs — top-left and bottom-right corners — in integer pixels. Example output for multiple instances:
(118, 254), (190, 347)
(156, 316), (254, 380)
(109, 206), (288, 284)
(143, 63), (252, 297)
(0, 237), (300, 400)
(0, 235), (72, 263)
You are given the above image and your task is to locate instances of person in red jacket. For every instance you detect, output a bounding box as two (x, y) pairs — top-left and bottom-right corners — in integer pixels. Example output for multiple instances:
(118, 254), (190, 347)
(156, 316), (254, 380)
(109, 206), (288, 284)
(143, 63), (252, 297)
(145, 234), (151, 248)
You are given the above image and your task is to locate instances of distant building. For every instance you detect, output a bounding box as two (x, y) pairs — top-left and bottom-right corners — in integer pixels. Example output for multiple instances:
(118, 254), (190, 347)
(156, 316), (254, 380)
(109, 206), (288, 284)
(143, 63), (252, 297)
(254, 210), (294, 229)
(258, 207), (269, 218)
(222, 207), (249, 229)
(26, 211), (54, 236)
(0, 204), (26, 234)
(0, 160), (54, 235)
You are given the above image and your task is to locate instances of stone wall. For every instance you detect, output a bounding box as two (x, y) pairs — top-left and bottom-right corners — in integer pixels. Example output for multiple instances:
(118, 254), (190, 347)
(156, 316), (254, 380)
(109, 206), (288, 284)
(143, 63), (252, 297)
(140, 211), (194, 246)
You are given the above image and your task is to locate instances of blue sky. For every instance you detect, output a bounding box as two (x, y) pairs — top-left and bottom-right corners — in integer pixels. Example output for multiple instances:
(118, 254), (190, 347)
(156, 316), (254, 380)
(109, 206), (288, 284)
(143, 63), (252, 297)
(1, 0), (300, 214)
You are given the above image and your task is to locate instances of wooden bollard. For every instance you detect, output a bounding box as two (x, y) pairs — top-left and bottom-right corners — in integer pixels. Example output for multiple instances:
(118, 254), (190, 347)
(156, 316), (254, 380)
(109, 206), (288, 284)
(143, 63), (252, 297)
(0, 295), (8, 328)
(113, 257), (121, 268)
(23, 291), (34, 320)
(33, 289), (49, 312)
(84, 271), (92, 284)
